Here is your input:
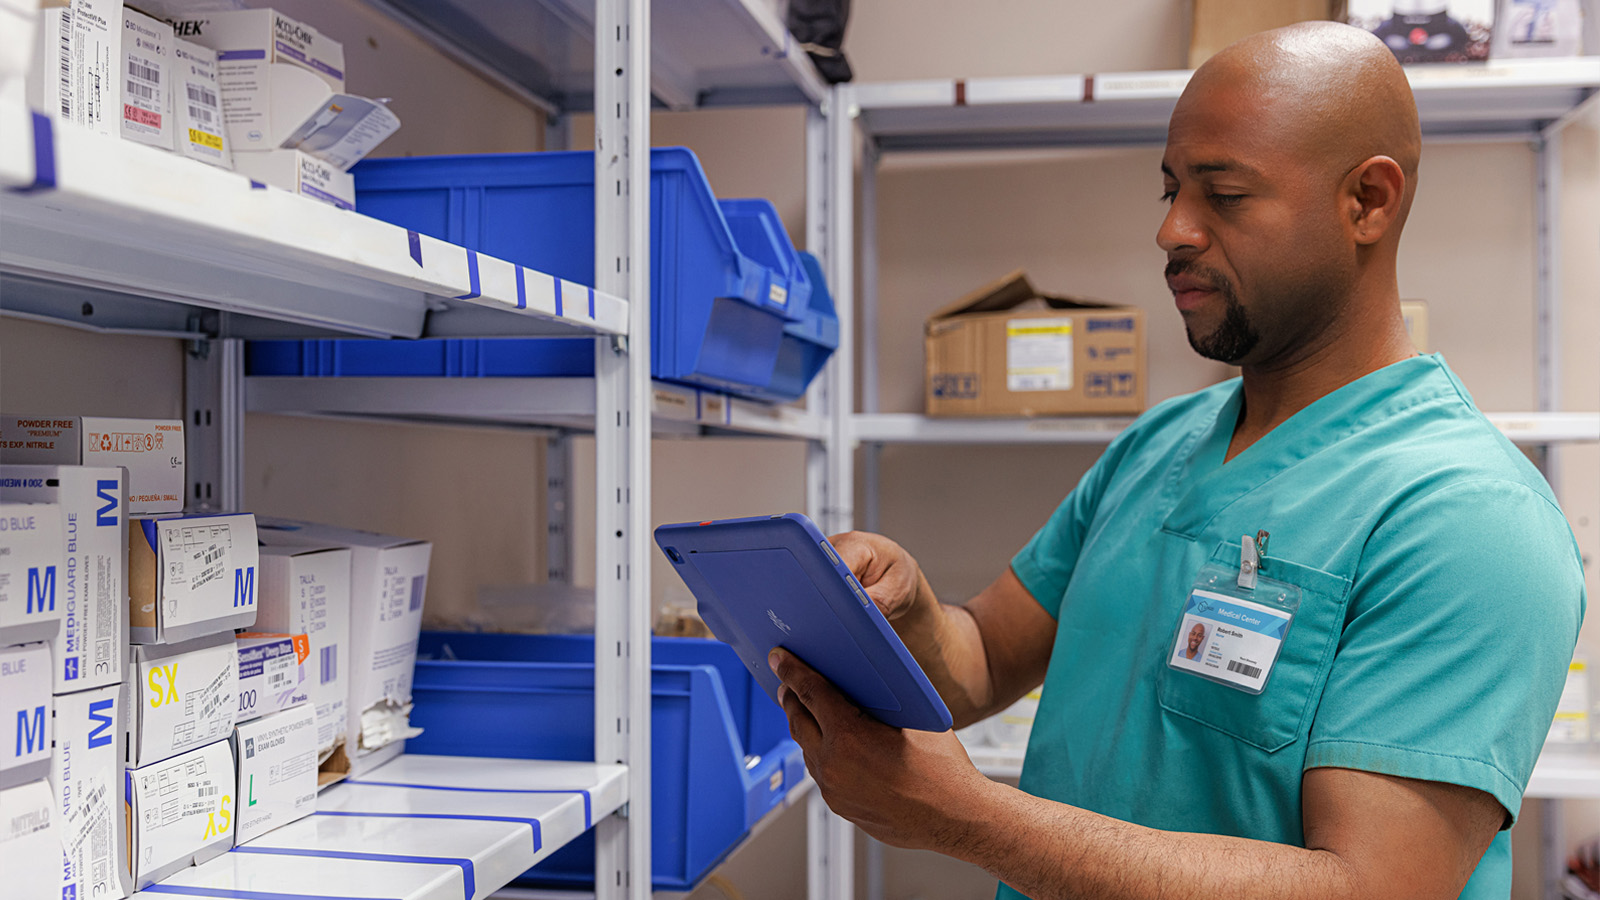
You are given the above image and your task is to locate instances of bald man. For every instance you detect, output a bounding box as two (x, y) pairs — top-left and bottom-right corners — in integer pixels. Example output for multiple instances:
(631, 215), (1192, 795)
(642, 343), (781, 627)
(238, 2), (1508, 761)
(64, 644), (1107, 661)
(771, 22), (1585, 900)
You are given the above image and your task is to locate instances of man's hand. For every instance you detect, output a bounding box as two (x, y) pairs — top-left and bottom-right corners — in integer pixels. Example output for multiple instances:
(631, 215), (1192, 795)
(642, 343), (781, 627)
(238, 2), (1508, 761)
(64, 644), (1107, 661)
(828, 531), (935, 623)
(769, 646), (999, 855)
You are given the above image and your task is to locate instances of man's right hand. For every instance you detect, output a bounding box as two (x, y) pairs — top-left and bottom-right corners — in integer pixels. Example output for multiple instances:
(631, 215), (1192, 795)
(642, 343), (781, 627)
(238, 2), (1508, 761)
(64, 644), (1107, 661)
(827, 531), (936, 625)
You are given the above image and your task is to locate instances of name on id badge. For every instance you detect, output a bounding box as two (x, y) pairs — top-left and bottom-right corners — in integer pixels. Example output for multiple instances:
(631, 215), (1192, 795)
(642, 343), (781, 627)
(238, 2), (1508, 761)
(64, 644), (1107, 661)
(1169, 552), (1300, 695)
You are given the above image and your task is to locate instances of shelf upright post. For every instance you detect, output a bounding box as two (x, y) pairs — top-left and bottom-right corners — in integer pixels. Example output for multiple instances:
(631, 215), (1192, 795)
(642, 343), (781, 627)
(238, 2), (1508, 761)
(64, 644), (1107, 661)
(593, 0), (653, 897)
(184, 336), (245, 512)
(1533, 131), (1562, 493)
(804, 103), (830, 526)
(545, 434), (573, 583)
(860, 138), (882, 535)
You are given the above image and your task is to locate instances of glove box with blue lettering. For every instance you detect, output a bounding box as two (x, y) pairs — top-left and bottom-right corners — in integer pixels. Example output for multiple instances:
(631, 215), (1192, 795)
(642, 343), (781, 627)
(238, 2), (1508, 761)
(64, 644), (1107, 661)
(129, 513), (259, 644)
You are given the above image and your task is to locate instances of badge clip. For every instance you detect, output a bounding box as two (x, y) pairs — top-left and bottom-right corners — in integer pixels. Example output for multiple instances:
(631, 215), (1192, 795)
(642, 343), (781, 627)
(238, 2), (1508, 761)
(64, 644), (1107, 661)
(1238, 534), (1260, 590)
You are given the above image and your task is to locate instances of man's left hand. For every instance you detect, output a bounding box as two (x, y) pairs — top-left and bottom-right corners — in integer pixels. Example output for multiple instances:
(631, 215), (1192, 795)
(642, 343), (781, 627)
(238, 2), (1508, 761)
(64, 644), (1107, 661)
(769, 646), (999, 856)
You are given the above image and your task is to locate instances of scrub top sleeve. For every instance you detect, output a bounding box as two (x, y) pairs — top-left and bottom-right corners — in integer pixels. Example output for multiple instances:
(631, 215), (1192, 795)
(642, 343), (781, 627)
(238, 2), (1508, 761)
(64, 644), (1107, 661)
(1305, 480), (1586, 825)
(1010, 438), (1127, 620)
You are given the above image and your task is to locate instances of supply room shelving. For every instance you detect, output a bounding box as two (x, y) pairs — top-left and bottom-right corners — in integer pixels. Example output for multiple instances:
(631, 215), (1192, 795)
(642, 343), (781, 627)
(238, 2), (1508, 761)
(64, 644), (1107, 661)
(0, 0), (858, 896)
(835, 56), (1600, 900)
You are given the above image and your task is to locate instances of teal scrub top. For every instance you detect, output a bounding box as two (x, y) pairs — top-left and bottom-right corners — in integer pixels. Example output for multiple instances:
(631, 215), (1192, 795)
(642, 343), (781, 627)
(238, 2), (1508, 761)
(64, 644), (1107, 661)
(1002, 355), (1585, 900)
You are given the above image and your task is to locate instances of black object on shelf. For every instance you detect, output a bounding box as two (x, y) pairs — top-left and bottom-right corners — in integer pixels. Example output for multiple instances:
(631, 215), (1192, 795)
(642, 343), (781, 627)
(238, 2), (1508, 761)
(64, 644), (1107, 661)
(788, 0), (854, 83)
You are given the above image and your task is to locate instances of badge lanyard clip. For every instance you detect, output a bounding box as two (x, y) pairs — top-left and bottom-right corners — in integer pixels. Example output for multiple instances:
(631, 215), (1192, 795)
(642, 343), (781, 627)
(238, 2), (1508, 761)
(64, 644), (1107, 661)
(1237, 529), (1270, 591)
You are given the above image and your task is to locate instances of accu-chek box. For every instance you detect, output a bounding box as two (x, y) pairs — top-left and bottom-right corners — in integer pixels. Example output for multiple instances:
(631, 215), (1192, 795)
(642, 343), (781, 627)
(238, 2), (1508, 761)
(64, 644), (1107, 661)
(126, 632), (239, 768)
(0, 502), (64, 646)
(52, 682), (129, 900)
(129, 513), (258, 644)
(0, 465), (128, 694)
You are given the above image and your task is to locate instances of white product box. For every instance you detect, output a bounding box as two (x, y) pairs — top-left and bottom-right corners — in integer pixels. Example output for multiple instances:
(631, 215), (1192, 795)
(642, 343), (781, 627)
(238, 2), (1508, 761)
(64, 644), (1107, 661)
(232, 148), (355, 209)
(257, 543), (350, 757)
(0, 643), (52, 790)
(1491, 0), (1584, 58)
(126, 632), (238, 768)
(126, 738), (234, 890)
(3, 779), (60, 898)
(170, 8), (343, 151)
(120, 6), (171, 149)
(129, 512), (258, 644)
(0, 0), (39, 86)
(0, 779), (60, 900)
(0, 466), (127, 694)
(69, 0), (123, 136)
(0, 502), (65, 646)
(51, 683), (128, 900)
(171, 37), (229, 168)
(233, 704), (316, 844)
(258, 520), (430, 777)
(0, 416), (185, 514)
(25, 5), (72, 120)
(235, 633), (310, 723)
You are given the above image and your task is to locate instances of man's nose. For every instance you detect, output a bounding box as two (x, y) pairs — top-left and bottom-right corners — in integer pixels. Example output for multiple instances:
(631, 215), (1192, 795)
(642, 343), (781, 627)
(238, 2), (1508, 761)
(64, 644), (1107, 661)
(1157, 195), (1208, 256)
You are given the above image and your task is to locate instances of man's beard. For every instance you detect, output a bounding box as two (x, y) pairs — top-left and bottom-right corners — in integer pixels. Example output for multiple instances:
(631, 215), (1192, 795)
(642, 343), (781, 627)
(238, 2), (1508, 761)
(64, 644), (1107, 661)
(1168, 259), (1260, 364)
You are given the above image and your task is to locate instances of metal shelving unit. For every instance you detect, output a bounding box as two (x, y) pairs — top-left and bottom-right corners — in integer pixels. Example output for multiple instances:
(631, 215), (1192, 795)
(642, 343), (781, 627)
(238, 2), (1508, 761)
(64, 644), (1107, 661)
(831, 56), (1600, 900)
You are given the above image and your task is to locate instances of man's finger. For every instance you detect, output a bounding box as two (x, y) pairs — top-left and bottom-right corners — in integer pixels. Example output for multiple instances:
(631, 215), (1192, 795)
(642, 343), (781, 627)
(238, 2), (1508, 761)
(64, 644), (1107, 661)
(770, 647), (859, 732)
(778, 681), (822, 746)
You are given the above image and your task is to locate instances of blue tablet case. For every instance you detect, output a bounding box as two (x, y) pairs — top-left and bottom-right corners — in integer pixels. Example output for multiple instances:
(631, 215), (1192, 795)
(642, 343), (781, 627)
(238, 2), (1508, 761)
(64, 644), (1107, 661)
(654, 513), (953, 732)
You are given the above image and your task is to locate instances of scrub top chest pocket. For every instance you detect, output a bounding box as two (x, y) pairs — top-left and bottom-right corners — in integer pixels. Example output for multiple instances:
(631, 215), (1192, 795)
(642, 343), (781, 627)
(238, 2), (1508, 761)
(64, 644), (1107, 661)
(1157, 542), (1352, 752)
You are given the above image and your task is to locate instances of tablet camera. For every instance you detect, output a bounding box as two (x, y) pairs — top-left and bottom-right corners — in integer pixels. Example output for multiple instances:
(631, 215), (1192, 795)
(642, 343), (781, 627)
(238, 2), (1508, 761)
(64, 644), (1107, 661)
(664, 547), (684, 564)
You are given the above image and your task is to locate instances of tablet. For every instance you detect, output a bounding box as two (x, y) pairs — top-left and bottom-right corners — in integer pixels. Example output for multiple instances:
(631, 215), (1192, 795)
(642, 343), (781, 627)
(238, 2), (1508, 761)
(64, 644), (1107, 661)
(654, 513), (953, 732)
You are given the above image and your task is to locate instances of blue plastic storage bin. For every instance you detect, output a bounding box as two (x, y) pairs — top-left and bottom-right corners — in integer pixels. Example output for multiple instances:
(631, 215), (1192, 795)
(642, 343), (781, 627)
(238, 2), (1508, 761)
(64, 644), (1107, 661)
(347, 148), (801, 395)
(245, 337), (595, 377)
(409, 632), (804, 891)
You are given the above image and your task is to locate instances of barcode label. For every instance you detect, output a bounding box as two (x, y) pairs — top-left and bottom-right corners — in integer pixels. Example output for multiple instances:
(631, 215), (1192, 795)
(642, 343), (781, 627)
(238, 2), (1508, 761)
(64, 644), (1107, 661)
(185, 84), (217, 108)
(128, 60), (160, 84)
(408, 575), (426, 612)
(57, 10), (72, 120)
(320, 645), (337, 685)
(198, 786), (217, 797)
(126, 80), (155, 102)
(187, 105), (214, 125)
(1226, 660), (1262, 679)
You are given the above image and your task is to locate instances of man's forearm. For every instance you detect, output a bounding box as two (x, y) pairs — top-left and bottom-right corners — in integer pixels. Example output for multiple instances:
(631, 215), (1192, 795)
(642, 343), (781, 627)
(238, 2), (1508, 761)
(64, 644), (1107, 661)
(947, 780), (1362, 900)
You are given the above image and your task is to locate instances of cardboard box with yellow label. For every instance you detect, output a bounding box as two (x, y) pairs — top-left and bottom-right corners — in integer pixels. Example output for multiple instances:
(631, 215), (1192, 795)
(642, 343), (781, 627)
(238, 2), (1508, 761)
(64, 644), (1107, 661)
(125, 738), (235, 890)
(925, 271), (1146, 418)
(126, 633), (238, 768)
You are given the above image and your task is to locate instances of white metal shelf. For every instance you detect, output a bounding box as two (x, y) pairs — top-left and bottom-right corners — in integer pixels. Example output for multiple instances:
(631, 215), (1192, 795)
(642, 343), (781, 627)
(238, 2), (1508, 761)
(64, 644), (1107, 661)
(365, 0), (827, 111)
(850, 57), (1600, 151)
(0, 104), (628, 341)
(245, 376), (828, 441)
(131, 754), (629, 900)
(852, 411), (1600, 445)
(964, 740), (1600, 799)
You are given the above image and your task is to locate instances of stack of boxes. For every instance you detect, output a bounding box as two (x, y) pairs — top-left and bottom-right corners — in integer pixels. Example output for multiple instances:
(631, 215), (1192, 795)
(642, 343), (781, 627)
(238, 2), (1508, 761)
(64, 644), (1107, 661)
(23, 2), (401, 206)
(0, 412), (432, 893)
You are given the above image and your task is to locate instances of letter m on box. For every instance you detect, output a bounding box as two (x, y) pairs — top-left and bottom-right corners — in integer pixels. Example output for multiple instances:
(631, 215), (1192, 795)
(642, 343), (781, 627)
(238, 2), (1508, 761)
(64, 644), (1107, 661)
(235, 567), (256, 607)
(16, 705), (45, 755)
(27, 566), (55, 614)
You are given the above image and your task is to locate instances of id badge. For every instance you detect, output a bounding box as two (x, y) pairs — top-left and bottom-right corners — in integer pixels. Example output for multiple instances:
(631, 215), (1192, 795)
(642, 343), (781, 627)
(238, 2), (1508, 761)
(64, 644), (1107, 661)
(1168, 559), (1301, 695)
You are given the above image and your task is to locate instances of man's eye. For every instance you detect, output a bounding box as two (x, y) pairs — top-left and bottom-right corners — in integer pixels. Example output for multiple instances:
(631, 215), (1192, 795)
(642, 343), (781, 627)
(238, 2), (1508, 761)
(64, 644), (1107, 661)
(1159, 190), (1177, 204)
(1210, 193), (1245, 207)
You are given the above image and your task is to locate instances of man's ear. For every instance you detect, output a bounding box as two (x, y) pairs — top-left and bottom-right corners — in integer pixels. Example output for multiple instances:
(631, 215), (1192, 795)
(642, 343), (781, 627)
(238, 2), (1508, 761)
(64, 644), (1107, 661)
(1344, 155), (1407, 246)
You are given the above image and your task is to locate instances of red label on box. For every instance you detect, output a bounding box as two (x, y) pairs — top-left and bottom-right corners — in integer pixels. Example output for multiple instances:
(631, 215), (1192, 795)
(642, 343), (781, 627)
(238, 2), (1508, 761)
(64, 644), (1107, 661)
(124, 105), (162, 128)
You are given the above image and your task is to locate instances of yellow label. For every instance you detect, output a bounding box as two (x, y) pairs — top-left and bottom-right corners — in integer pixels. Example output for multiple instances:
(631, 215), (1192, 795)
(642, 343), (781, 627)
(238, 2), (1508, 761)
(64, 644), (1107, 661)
(1006, 323), (1073, 337)
(1571, 661), (1588, 672)
(148, 664), (179, 707)
(203, 795), (232, 840)
(189, 129), (224, 151)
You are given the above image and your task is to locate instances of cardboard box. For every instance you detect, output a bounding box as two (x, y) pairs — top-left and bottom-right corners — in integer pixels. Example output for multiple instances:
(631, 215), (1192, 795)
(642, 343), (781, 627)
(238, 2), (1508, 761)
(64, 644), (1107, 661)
(258, 520), (430, 777)
(232, 148), (356, 209)
(1401, 299), (1429, 353)
(0, 643), (51, 790)
(925, 272), (1146, 418)
(232, 704), (316, 844)
(171, 37), (230, 168)
(0, 502), (65, 646)
(235, 633), (311, 723)
(1348, 0), (1495, 63)
(25, 4), (72, 120)
(0, 466), (127, 694)
(169, 8), (343, 151)
(0, 778), (60, 900)
(1190, 0), (1333, 67)
(0, 416), (185, 514)
(126, 738), (234, 890)
(1491, 0), (1584, 58)
(51, 683), (129, 900)
(120, 6), (171, 149)
(126, 632), (238, 768)
(128, 512), (258, 644)
(68, 0), (123, 136)
(256, 544), (350, 758)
